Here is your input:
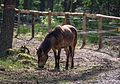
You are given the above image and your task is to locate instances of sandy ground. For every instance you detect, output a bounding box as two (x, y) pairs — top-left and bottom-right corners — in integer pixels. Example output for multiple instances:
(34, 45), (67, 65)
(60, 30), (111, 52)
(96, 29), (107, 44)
(0, 38), (120, 84)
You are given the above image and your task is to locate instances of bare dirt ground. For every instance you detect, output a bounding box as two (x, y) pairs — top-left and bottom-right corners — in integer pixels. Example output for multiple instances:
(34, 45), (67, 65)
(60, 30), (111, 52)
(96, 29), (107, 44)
(0, 38), (120, 84)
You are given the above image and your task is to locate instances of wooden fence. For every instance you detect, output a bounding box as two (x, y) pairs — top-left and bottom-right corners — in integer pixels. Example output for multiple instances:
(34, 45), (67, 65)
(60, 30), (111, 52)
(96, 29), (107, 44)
(15, 8), (120, 50)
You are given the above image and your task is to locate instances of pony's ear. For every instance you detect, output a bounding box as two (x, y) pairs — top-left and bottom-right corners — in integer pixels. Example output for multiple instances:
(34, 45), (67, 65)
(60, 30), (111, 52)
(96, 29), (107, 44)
(37, 48), (42, 55)
(36, 47), (38, 50)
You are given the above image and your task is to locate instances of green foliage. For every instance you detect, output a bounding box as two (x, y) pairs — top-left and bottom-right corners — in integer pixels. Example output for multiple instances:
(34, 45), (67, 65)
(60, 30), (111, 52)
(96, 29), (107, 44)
(40, 16), (61, 28)
(35, 32), (46, 41)
(18, 53), (36, 61)
(19, 25), (30, 34)
(72, 17), (83, 30)
(18, 0), (24, 9)
(82, 0), (92, 7)
(0, 59), (24, 70)
(32, 0), (40, 10)
(34, 23), (41, 33)
(53, 3), (64, 12)
(0, 49), (37, 70)
(87, 34), (99, 43)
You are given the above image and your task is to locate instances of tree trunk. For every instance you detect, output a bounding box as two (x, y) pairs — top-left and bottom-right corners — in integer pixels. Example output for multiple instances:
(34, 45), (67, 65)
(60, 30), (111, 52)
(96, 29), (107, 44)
(62, 0), (71, 12)
(24, 0), (31, 10)
(0, 0), (16, 55)
(46, 0), (54, 11)
(16, 0), (19, 8)
(39, 0), (46, 11)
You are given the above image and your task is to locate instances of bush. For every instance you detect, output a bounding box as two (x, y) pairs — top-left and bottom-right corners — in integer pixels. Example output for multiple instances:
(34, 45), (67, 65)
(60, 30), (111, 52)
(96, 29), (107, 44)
(19, 25), (30, 34)
(87, 34), (99, 43)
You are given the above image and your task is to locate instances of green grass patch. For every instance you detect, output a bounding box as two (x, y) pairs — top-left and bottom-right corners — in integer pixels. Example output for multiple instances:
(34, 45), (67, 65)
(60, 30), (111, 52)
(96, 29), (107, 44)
(19, 25), (30, 34)
(35, 32), (46, 41)
(87, 34), (99, 43)
(0, 51), (37, 70)
(0, 59), (24, 70)
(59, 80), (70, 84)
(18, 53), (36, 61)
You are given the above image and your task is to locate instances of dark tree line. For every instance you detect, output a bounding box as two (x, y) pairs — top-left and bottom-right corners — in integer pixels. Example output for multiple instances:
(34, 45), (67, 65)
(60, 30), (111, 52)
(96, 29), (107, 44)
(0, 0), (119, 55)
(39, 0), (54, 11)
(3, 0), (119, 16)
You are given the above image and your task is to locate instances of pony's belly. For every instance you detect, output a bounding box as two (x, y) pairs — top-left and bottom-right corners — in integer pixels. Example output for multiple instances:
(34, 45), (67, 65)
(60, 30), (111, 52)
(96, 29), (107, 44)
(53, 41), (73, 49)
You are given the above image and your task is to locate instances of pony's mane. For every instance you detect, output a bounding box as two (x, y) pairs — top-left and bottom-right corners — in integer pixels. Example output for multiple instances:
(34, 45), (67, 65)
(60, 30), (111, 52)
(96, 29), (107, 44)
(41, 25), (62, 53)
(41, 38), (51, 53)
(46, 25), (62, 40)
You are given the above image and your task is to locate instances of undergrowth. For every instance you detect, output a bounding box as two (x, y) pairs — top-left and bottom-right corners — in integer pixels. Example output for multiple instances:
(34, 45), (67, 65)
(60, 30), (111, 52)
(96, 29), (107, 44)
(0, 49), (37, 70)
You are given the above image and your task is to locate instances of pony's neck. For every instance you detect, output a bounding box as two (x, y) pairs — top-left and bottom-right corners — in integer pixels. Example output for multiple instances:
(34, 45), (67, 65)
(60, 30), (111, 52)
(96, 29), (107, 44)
(42, 38), (52, 54)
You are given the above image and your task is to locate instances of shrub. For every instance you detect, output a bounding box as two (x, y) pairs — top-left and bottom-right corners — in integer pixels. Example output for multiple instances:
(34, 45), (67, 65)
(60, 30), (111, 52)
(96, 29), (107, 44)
(87, 34), (99, 43)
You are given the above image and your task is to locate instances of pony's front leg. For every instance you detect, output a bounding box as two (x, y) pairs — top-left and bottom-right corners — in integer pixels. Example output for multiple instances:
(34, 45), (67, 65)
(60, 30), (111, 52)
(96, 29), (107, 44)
(53, 50), (57, 69)
(57, 49), (61, 70)
(53, 49), (61, 70)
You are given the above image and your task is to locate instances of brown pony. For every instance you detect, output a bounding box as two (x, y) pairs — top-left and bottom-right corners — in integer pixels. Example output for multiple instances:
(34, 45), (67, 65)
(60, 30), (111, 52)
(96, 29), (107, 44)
(37, 25), (77, 70)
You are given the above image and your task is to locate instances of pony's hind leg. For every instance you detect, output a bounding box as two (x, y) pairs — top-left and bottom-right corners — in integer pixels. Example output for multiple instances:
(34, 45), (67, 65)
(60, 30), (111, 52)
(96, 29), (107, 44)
(64, 47), (70, 70)
(69, 46), (74, 69)
(71, 49), (74, 69)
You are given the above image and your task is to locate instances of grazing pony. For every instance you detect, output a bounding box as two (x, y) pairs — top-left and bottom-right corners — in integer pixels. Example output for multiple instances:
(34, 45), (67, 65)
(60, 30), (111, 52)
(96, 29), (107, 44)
(37, 25), (77, 70)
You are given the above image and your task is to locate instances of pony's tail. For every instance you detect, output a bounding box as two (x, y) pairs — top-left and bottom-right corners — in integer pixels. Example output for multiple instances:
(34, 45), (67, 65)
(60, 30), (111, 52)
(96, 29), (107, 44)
(74, 28), (77, 48)
(71, 27), (77, 48)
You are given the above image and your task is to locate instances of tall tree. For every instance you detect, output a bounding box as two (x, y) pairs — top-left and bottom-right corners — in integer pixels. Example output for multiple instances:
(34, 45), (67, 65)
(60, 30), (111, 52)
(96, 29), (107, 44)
(46, 0), (54, 11)
(0, 0), (16, 55)
(24, 0), (31, 10)
(61, 0), (71, 12)
(16, 0), (19, 8)
(39, 0), (46, 11)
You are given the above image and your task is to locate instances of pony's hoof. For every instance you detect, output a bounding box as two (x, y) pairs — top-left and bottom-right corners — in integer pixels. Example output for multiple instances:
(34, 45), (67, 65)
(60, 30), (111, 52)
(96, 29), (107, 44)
(65, 67), (68, 70)
(54, 68), (60, 71)
(35, 67), (46, 70)
(71, 67), (74, 69)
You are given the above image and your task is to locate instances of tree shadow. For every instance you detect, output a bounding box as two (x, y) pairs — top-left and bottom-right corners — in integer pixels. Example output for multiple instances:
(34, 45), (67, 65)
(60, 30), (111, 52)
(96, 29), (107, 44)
(36, 65), (109, 84)
(81, 47), (114, 57)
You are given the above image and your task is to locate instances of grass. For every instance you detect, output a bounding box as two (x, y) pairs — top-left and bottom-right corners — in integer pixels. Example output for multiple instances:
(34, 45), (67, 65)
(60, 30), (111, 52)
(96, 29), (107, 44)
(87, 34), (99, 44)
(0, 50), (37, 70)
(18, 24), (31, 34)
(35, 32), (46, 41)
(0, 59), (24, 70)
(59, 80), (70, 84)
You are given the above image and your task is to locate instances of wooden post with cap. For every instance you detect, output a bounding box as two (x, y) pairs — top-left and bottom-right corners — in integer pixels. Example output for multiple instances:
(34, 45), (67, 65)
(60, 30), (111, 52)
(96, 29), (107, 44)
(48, 11), (51, 32)
(98, 16), (103, 50)
(63, 13), (70, 25)
(31, 14), (35, 39)
(80, 14), (87, 49)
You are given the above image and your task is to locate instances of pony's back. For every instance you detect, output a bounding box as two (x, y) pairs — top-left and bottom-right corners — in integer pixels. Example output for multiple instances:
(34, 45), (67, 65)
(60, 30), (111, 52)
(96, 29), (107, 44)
(48, 25), (77, 49)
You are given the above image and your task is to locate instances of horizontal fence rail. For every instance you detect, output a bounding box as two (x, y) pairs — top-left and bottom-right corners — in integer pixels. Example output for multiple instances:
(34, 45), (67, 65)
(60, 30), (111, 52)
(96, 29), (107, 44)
(14, 8), (120, 50)
(15, 8), (120, 20)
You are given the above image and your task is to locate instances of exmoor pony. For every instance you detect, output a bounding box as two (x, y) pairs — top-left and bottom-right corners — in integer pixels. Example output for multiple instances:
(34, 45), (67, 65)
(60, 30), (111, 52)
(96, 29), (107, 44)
(37, 25), (77, 70)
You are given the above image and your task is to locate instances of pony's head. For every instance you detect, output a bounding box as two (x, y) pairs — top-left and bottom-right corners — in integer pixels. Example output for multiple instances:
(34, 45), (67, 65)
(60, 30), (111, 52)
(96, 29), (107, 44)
(37, 48), (48, 68)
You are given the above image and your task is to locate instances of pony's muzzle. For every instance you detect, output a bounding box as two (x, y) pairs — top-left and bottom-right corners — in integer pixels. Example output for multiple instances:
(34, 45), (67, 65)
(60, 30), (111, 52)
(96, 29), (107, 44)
(38, 65), (44, 68)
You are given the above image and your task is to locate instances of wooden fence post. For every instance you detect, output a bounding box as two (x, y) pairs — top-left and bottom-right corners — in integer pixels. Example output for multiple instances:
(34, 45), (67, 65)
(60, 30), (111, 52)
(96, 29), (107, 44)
(48, 11), (51, 32)
(98, 16), (103, 49)
(31, 14), (35, 39)
(80, 14), (86, 49)
(15, 12), (20, 37)
(63, 13), (70, 25)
